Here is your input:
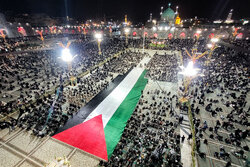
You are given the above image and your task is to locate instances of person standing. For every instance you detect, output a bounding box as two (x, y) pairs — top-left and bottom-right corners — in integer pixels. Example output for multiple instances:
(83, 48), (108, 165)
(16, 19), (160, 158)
(181, 135), (185, 143)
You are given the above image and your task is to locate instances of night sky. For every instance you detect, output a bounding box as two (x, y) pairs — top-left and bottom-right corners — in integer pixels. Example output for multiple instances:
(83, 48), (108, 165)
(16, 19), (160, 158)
(1, 0), (250, 23)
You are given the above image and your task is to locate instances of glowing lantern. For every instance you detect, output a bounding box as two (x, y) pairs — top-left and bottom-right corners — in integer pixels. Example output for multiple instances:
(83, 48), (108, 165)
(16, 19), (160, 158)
(154, 33), (158, 38)
(133, 31), (137, 36)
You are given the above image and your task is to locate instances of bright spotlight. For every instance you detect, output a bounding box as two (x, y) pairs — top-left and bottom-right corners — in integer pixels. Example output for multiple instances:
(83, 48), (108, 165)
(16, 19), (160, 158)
(61, 48), (73, 62)
(152, 27), (157, 31)
(196, 30), (202, 34)
(158, 26), (163, 31)
(124, 28), (130, 33)
(207, 44), (213, 48)
(179, 61), (199, 77)
(95, 33), (102, 40)
(211, 38), (219, 43)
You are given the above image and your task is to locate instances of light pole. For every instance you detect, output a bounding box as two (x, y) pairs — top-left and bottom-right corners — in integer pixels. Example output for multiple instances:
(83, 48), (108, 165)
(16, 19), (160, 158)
(179, 61), (200, 103)
(124, 28), (130, 44)
(196, 30), (201, 38)
(95, 32), (103, 55)
(179, 61), (201, 167)
(206, 37), (219, 65)
(61, 48), (77, 86)
(185, 48), (208, 64)
(194, 29), (202, 44)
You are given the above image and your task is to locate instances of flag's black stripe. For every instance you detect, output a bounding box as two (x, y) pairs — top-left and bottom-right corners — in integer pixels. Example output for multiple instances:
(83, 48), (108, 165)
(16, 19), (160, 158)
(53, 67), (133, 135)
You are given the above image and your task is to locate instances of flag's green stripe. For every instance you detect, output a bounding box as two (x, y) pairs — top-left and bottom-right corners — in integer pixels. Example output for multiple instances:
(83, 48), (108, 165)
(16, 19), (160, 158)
(104, 70), (148, 159)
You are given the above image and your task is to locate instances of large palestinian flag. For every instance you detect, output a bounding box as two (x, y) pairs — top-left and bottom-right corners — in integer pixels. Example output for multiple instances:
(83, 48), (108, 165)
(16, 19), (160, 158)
(52, 68), (148, 161)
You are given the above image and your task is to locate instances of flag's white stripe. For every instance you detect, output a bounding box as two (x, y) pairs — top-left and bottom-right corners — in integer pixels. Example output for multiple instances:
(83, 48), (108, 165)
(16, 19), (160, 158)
(84, 67), (144, 127)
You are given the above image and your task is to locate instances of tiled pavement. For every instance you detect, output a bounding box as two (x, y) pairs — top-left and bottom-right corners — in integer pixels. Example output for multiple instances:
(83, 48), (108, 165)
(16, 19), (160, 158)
(0, 128), (100, 167)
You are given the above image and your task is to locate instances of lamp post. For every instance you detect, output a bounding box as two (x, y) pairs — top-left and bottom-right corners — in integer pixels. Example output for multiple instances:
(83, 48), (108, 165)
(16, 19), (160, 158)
(179, 61), (201, 167)
(61, 48), (77, 86)
(206, 37), (219, 65)
(179, 61), (200, 103)
(95, 32), (103, 55)
(124, 28), (130, 44)
(185, 48), (208, 64)
(196, 30), (202, 41)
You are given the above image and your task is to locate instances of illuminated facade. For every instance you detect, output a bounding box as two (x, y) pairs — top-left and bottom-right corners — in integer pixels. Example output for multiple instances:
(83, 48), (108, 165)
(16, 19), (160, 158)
(175, 14), (181, 25)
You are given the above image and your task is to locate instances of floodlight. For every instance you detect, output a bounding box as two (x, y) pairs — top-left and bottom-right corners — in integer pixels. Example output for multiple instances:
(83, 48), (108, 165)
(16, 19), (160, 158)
(196, 30), (202, 34)
(124, 28), (130, 33)
(207, 44), (213, 48)
(211, 38), (219, 43)
(61, 48), (73, 62)
(179, 61), (199, 77)
(95, 33), (102, 40)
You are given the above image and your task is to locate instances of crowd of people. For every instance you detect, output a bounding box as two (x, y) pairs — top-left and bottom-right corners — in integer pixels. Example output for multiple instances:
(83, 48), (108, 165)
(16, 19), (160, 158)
(0, 33), (249, 167)
(229, 39), (250, 50)
(64, 50), (148, 110)
(146, 53), (178, 82)
(101, 86), (181, 167)
(189, 45), (249, 164)
(0, 36), (128, 135)
(176, 41), (249, 166)
(101, 38), (249, 167)
(0, 35), (153, 139)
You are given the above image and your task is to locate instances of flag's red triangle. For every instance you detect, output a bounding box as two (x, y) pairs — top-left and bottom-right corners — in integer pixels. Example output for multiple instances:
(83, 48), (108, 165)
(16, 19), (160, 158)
(52, 115), (108, 161)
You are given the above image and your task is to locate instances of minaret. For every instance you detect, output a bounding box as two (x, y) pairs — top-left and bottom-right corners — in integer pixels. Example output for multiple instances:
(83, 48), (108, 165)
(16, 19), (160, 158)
(225, 9), (234, 23)
(227, 9), (233, 20)
(175, 6), (179, 15)
(149, 13), (152, 22)
(175, 6), (181, 25)
(160, 6), (163, 16)
(125, 15), (127, 24)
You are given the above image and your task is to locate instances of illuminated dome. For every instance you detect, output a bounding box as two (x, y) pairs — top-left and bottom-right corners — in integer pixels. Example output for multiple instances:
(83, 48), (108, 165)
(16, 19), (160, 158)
(161, 4), (175, 22)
